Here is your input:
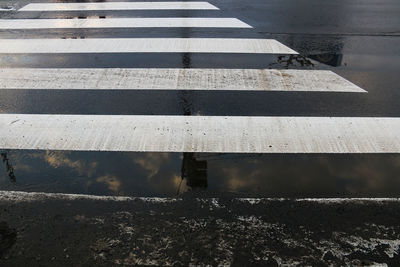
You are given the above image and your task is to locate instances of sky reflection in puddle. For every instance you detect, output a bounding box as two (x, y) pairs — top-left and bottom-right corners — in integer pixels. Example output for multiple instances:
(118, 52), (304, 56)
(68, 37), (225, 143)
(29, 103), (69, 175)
(1, 150), (400, 198)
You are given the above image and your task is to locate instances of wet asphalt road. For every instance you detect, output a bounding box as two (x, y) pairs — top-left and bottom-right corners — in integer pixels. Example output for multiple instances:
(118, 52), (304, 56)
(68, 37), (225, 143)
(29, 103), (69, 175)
(2, 192), (400, 266)
(0, 0), (400, 265)
(0, 0), (400, 197)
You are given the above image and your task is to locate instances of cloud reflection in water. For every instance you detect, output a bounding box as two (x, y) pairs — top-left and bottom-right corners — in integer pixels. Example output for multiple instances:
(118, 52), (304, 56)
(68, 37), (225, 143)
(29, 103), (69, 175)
(0, 150), (400, 198)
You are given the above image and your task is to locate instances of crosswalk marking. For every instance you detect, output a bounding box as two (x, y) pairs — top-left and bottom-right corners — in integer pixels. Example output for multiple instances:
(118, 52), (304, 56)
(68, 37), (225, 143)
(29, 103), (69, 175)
(0, 7), (14, 12)
(2, 190), (400, 202)
(0, 0), (396, 160)
(0, 38), (298, 54)
(1, 114), (399, 153)
(0, 18), (252, 29)
(18, 2), (219, 11)
(0, 68), (366, 92)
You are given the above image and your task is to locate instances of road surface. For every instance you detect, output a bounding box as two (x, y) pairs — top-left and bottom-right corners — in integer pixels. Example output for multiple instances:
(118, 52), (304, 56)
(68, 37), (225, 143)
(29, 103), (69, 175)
(0, 0), (400, 265)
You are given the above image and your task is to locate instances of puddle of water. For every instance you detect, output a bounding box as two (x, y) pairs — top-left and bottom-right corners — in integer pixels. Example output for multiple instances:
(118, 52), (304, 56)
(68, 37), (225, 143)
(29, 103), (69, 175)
(1, 150), (400, 198)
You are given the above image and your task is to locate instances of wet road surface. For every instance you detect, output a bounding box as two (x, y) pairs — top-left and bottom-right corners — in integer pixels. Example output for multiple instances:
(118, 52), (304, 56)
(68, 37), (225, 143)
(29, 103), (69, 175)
(1, 0), (400, 265)
(2, 191), (400, 266)
(0, 0), (399, 197)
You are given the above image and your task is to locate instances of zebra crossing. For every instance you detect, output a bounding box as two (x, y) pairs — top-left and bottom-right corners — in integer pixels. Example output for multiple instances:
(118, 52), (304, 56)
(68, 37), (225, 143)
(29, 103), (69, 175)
(0, 17), (251, 29)
(18, 2), (220, 11)
(0, 68), (366, 92)
(1, 114), (400, 153)
(0, 1), (399, 154)
(0, 38), (297, 54)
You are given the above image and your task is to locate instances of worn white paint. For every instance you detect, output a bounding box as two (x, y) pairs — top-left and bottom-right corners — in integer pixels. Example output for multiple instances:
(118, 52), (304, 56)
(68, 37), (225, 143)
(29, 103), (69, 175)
(0, 18), (252, 29)
(0, 115), (399, 153)
(0, 7), (14, 11)
(0, 68), (365, 92)
(18, 2), (219, 11)
(1, 190), (399, 203)
(237, 198), (400, 204)
(0, 38), (297, 54)
(0, 190), (180, 203)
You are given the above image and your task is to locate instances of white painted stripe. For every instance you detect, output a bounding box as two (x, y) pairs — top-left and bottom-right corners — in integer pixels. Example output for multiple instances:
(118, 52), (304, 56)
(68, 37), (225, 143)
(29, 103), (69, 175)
(0, 7), (14, 11)
(0, 68), (365, 92)
(0, 38), (297, 54)
(237, 198), (400, 204)
(18, 2), (219, 11)
(1, 190), (400, 203)
(0, 18), (252, 29)
(0, 115), (398, 153)
(0, 190), (180, 202)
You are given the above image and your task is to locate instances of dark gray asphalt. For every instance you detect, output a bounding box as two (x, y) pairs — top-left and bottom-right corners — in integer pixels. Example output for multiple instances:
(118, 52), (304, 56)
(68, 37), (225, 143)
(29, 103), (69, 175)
(1, 0), (400, 265)
(2, 191), (400, 266)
